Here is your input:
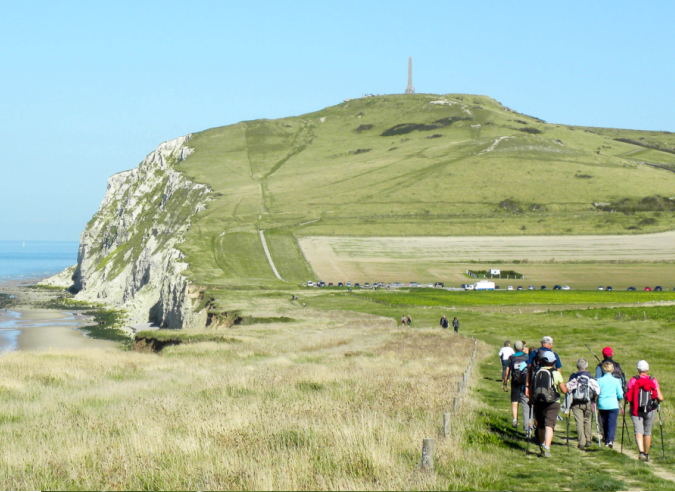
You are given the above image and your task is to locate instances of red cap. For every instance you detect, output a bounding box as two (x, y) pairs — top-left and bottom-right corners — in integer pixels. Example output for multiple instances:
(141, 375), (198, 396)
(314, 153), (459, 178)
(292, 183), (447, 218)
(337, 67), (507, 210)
(602, 347), (613, 357)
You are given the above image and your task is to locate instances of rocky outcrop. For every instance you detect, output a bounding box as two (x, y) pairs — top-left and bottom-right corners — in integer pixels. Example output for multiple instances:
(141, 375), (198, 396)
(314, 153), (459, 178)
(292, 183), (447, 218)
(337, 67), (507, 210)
(60, 135), (211, 330)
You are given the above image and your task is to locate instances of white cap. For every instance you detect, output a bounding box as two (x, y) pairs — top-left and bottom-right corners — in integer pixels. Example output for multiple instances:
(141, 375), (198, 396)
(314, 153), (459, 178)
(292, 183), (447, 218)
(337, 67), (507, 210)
(637, 360), (649, 372)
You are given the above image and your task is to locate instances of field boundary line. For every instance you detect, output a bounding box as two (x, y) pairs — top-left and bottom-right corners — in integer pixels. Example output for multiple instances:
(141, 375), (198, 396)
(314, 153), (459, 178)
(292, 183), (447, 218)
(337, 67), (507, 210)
(259, 230), (283, 281)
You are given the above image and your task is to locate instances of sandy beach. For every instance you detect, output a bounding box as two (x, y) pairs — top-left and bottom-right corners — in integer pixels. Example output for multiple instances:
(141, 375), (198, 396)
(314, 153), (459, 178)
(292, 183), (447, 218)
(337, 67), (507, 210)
(0, 278), (119, 352)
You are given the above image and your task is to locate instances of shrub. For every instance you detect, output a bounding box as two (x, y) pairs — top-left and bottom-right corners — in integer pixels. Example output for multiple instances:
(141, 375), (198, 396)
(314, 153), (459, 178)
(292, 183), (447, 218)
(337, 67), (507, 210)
(354, 124), (373, 134)
(517, 127), (542, 134)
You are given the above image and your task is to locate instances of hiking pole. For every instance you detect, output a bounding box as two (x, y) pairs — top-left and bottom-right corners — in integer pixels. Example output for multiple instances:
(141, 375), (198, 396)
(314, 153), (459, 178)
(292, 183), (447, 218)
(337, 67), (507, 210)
(621, 402), (626, 454)
(566, 414), (570, 452)
(585, 344), (601, 363)
(620, 403), (633, 445)
(526, 404), (533, 455)
(593, 401), (602, 447)
(658, 403), (665, 459)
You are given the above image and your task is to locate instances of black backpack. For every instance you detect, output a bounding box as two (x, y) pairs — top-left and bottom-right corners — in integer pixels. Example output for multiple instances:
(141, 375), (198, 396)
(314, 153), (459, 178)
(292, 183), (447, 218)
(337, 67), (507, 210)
(511, 354), (529, 386)
(532, 367), (560, 404)
(635, 376), (658, 413)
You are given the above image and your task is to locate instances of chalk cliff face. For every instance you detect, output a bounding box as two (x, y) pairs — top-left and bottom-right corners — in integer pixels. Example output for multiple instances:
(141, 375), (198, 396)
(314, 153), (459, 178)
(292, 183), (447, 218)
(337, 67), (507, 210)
(69, 135), (211, 329)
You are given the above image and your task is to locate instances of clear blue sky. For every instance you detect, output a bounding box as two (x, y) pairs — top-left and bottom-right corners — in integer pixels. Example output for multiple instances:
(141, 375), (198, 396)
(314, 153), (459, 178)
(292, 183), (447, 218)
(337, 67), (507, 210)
(2, 1), (674, 241)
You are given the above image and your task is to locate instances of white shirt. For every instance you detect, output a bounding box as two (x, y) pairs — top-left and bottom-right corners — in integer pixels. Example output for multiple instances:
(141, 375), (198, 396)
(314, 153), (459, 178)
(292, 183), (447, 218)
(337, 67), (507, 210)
(498, 347), (515, 361)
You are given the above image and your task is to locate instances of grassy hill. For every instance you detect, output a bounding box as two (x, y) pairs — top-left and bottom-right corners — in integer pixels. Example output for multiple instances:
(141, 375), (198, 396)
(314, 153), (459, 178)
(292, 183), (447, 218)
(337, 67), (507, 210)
(174, 93), (675, 287)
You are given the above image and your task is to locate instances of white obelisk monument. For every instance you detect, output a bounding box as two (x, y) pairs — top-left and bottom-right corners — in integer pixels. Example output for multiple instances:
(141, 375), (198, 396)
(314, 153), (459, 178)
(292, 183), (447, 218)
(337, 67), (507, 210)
(405, 57), (415, 94)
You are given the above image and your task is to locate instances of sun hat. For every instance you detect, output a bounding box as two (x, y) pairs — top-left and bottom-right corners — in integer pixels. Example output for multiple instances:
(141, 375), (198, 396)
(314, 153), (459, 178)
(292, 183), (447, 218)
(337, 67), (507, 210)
(514, 340), (524, 351)
(602, 346), (613, 357)
(637, 360), (649, 372)
(542, 351), (556, 363)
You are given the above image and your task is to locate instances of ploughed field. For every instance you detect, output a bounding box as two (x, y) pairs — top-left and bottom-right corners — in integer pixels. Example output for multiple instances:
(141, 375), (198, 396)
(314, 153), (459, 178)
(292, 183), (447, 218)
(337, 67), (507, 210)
(297, 234), (675, 289)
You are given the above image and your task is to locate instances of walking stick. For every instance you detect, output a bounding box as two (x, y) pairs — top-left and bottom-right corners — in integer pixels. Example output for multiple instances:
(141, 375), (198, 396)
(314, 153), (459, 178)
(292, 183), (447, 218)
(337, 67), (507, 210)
(566, 414), (570, 452)
(621, 401), (626, 454)
(658, 404), (665, 459)
(585, 344), (601, 363)
(526, 403), (533, 455)
(620, 402), (633, 445)
(593, 401), (602, 447)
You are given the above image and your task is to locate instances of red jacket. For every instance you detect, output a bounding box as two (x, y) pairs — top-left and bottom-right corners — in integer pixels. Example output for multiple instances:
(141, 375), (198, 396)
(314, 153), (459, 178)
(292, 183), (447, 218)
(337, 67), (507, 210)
(627, 377), (658, 416)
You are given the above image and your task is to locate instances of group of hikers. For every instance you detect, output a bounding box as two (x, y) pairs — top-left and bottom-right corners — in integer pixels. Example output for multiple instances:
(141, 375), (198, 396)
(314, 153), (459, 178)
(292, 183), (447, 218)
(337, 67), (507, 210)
(500, 337), (665, 460)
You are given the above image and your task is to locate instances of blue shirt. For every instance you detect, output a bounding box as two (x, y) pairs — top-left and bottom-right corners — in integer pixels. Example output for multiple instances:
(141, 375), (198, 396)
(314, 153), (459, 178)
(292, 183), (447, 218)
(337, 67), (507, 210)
(597, 373), (624, 410)
(528, 347), (562, 369)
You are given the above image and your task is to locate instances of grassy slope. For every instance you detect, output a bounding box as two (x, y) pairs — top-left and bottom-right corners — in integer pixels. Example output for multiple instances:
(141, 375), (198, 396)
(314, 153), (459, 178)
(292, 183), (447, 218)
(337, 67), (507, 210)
(173, 93), (675, 288)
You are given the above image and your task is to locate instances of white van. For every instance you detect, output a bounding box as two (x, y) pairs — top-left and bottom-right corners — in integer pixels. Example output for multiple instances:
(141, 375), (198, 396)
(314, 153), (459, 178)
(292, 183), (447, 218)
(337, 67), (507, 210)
(474, 281), (495, 291)
(307, 281), (314, 287)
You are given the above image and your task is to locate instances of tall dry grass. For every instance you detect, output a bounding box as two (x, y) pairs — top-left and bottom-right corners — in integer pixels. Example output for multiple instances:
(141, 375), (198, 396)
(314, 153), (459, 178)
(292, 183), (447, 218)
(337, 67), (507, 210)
(0, 310), (496, 490)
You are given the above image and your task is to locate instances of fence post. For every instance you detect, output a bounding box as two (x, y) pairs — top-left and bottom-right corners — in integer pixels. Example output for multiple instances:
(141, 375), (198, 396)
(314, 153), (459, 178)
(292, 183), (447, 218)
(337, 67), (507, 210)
(421, 438), (434, 471)
(443, 413), (451, 437)
(458, 381), (463, 394)
(454, 396), (460, 412)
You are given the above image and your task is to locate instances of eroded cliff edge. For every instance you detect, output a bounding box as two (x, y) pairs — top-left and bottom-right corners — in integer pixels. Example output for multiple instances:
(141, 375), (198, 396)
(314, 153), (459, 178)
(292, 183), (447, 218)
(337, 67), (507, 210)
(45, 135), (212, 330)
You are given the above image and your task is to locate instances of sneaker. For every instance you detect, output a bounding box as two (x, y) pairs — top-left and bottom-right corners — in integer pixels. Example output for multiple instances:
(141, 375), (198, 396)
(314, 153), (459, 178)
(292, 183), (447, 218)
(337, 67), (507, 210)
(585, 442), (593, 448)
(644, 454), (650, 462)
(639, 452), (648, 461)
(542, 446), (552, 458)
(512, 419), (518, 428)
(607, 442), (613, 449)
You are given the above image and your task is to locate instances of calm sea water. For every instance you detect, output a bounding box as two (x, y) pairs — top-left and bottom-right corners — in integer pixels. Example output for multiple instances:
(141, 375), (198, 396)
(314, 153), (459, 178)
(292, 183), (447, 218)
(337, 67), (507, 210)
(0, 241), (79, 283)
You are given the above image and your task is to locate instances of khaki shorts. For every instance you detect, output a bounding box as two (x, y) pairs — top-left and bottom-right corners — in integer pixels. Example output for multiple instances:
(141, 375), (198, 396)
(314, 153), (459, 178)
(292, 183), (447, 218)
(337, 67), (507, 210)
(534, 401), (561, 430)
(631, 409), (656, 436)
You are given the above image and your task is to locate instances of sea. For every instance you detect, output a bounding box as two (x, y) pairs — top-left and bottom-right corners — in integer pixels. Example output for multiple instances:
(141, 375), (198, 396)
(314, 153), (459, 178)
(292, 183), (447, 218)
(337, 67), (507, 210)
(0, 241), (79, 284)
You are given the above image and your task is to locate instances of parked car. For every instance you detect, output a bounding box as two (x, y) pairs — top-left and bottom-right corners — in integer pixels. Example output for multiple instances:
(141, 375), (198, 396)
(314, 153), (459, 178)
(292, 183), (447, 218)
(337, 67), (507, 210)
(434, 282), (445, 288)
(307, 281), (314, 287)
(328, 282), (333, 287)
(364, 282), (370, 288)
(655, 286), (663, 291)
(644, 286), (652, 291)
(427, 283), (434, 288)
(317, 281), (325, 288)
(627, 287), (636, 291)
(541, 285), (547, 290)
(346, 281), (352, 287)
(562, 285), (571, 290)
(354, 283), (360, 288)
(606, 286), (613, 291)
(338, 282), (344, 287)
(528, 285), (535, 290)
(517, 286), (523, 291)
(597, 286), (604, 291)
(553, 285), (562, 290)
(495, 285), (500, 290)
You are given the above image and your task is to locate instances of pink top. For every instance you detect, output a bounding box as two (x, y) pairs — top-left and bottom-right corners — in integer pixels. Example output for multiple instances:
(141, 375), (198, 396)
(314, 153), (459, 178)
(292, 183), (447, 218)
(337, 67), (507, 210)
(627, 374), (660, 392)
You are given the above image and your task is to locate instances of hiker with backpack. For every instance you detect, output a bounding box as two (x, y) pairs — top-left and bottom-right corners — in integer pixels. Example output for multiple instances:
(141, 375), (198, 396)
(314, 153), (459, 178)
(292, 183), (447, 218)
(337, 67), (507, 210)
(626, 360), (664, 461)
(597, 361), (624, 449)
(499, 341), (515, 381)
(503, 341), (531, 433)
(452, 317), (459, 333)
(594, 347), (626, 389)
(563, 358), (601, 449)
(440, 315), (449, 329)
(531, 351), (568, 458)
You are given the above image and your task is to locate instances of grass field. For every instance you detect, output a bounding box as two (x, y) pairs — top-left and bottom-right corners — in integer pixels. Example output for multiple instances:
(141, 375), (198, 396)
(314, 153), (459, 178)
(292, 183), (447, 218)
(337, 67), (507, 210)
(0, 310), (492, 490)
(169, 93), (675, 286)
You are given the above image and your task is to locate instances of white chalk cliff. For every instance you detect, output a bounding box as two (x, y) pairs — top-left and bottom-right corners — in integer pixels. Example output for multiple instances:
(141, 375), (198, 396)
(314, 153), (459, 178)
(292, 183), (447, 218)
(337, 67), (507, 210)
(55, 135), (212, 330)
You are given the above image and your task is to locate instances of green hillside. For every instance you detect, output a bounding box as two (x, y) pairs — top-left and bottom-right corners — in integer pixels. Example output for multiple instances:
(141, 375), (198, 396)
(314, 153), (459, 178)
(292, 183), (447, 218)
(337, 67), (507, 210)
(175, 93), (675, 286)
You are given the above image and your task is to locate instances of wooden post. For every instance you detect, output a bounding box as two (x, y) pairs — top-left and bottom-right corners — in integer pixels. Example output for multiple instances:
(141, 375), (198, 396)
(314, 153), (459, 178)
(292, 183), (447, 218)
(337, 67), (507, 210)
(458, 381), (463, 393)
(443, 413), (451, 437)
(454, 396), (460, 412)
(422, 438), (434, 471)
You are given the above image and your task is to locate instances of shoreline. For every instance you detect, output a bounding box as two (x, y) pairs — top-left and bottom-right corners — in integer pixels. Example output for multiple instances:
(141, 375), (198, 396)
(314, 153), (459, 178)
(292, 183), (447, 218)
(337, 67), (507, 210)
(0, 308), (117, 351)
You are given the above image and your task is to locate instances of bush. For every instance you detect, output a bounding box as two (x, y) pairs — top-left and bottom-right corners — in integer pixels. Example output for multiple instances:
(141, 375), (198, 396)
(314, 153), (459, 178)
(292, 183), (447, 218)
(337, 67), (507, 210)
(354, 124), (373, 134)
(380, 116), (470, 136)
(517, 127), (542, 134)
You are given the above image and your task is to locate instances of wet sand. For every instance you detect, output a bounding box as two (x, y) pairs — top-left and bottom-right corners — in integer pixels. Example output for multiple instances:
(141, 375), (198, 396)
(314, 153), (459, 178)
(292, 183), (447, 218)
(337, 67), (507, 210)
(0, 308), (117, 352)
